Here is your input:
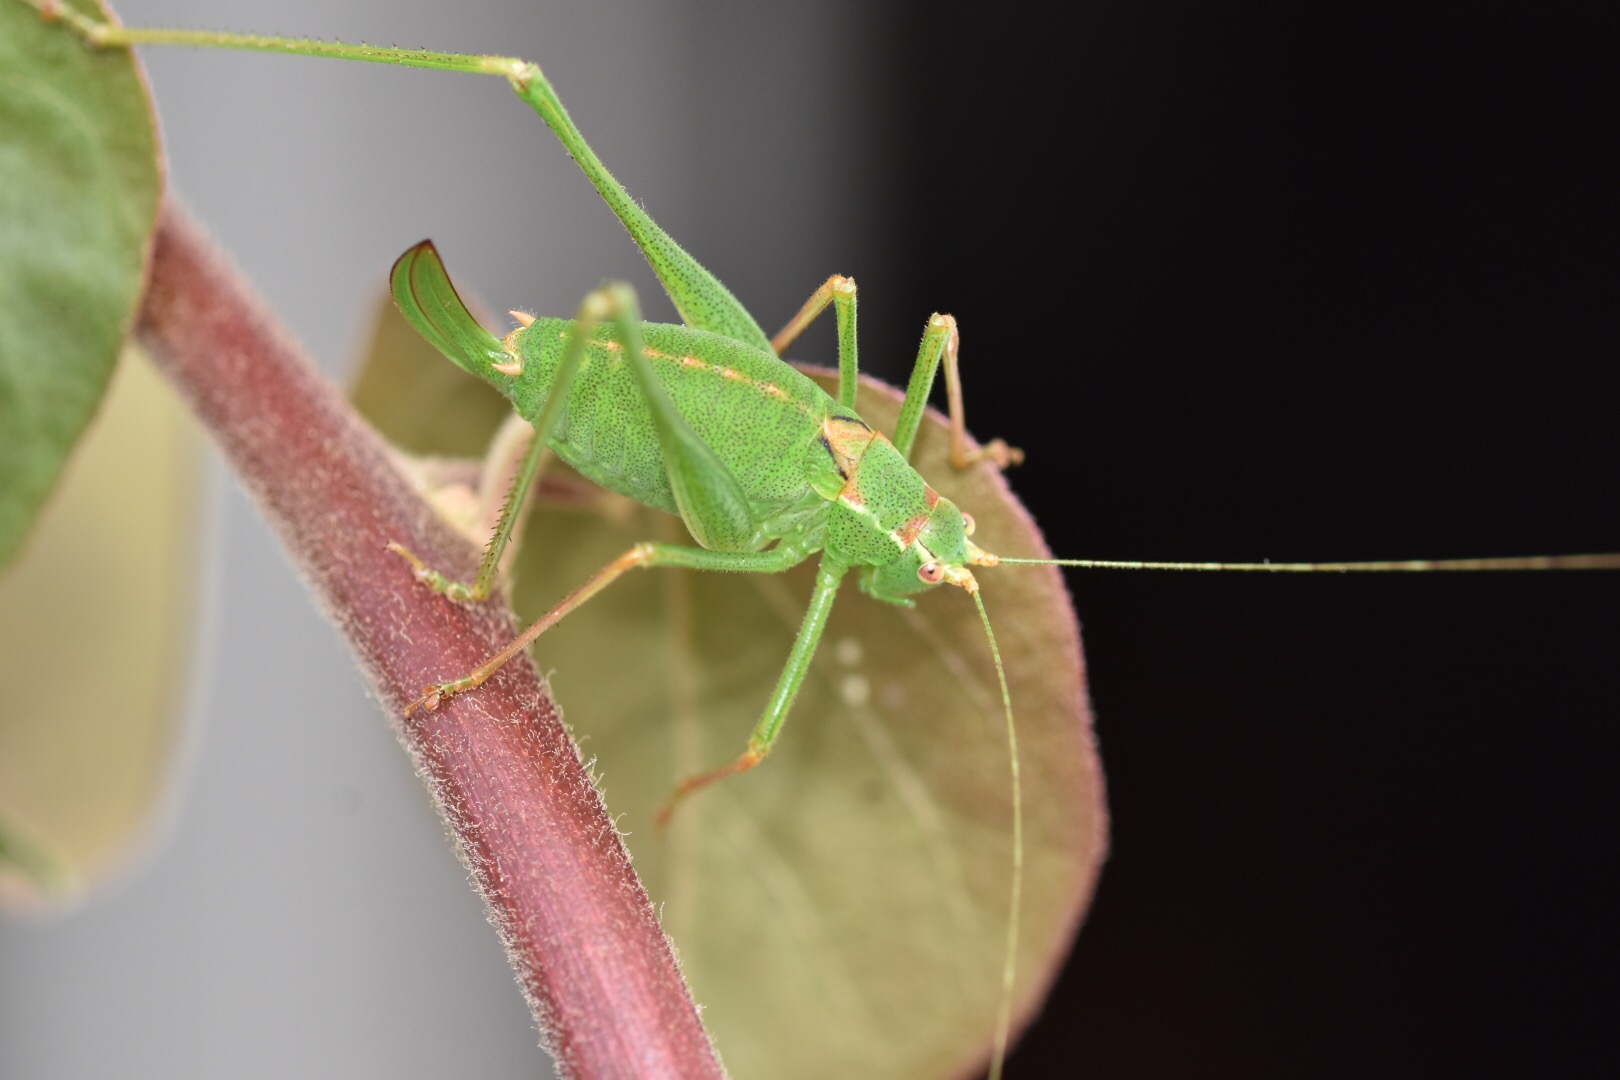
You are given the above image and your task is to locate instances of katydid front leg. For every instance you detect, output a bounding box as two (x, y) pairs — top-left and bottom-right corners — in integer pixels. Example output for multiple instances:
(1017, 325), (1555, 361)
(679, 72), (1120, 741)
(654, 554), (850, 823)
(893, 313), (1024, 470)
(773, 273), (1023, 470)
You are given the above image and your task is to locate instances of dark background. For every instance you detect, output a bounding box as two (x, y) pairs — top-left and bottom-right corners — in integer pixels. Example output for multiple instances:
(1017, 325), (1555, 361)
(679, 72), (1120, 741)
(867, 8), (1620, 1077)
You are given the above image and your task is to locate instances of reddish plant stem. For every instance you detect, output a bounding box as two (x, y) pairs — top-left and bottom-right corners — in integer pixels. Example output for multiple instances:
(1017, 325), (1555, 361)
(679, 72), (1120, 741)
(138, 201), (723, 1080)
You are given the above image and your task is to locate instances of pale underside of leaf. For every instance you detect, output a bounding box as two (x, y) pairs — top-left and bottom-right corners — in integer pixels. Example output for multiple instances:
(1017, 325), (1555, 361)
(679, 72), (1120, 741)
(0, 346), (204, 910)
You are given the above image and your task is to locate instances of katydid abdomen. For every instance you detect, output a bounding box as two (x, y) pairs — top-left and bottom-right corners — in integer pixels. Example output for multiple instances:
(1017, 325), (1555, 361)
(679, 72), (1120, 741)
(510, 319), (838, 531)
(501, 313), (972, 583)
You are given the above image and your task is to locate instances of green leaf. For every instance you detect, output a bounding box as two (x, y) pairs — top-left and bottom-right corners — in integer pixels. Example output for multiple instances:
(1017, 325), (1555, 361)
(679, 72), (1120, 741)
(0, 344), (203, 910)
(352, 297), (1106, 1078)
(0, 0), (163, 572)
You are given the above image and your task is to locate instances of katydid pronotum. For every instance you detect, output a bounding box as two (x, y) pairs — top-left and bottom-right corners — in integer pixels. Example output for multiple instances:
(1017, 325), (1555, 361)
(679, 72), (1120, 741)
(28, 4), (1620, 1075)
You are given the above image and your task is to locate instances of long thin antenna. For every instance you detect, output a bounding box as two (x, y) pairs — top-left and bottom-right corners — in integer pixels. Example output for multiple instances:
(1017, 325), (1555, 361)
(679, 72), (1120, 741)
(989, 553), (1620, 573)
(973, 591), (1022, 1080)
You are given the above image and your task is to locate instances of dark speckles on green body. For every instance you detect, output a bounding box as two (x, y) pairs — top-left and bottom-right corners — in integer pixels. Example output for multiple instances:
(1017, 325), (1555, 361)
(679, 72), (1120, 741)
(485, 316), (952, 573)
(512, 319), (825, 522)
(826, 437), (930, 564)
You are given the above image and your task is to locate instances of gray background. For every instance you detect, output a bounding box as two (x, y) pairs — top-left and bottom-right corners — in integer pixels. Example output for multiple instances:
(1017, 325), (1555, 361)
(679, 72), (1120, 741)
(1, 2), (899, 1076)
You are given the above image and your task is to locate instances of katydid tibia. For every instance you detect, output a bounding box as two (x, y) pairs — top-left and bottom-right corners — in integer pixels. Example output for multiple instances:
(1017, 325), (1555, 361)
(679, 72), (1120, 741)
(33, 5), (1620, 1079)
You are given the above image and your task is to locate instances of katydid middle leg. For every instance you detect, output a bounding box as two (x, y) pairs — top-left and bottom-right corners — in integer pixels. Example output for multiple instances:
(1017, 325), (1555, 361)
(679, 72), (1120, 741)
(772, 274), (860, 408)
(403, 539), (818, 715)
(405, 535), (849, 826)
(772, 279), (1019, 468)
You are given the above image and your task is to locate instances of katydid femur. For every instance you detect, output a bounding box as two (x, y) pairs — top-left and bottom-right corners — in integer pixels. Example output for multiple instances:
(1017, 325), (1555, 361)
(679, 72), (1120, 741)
(33, 6), (1620, 1078)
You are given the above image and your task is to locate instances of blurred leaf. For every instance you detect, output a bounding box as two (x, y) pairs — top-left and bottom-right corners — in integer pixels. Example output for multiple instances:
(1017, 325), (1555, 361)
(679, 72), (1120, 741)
(0, 345), (204, 911)
(353, 296), (1106, 1078)
(0, 0), (163, 572)
(0, 811), (74, 902)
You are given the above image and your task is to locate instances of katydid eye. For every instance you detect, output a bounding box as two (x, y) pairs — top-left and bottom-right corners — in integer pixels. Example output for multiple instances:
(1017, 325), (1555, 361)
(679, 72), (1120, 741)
(961, 512), (976, 536)
(918, 562), (945, 584)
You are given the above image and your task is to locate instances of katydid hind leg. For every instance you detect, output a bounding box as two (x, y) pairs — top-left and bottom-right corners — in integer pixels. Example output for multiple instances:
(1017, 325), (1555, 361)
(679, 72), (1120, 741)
(39, 5), (774, 352)
(504, 74), (774, 351)
(598, 285), (760, 553)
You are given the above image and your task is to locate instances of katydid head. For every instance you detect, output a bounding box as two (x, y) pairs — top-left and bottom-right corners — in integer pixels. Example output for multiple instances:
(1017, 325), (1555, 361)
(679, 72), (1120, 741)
(863, 494), (982, 600)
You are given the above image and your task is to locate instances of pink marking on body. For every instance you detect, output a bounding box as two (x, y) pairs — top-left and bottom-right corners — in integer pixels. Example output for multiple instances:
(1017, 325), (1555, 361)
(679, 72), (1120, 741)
(586, 338), (814, 416)
(822, 417), (873, 476)
(895, 512), (932, 547)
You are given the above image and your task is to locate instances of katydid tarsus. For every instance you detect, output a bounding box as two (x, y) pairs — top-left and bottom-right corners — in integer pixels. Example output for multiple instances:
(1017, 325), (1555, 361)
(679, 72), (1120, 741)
(31, 4), (1620, 1075)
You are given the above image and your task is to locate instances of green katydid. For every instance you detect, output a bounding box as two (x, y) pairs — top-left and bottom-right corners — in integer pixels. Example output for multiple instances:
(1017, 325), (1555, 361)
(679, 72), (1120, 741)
(34, 8), (1620, 1080)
